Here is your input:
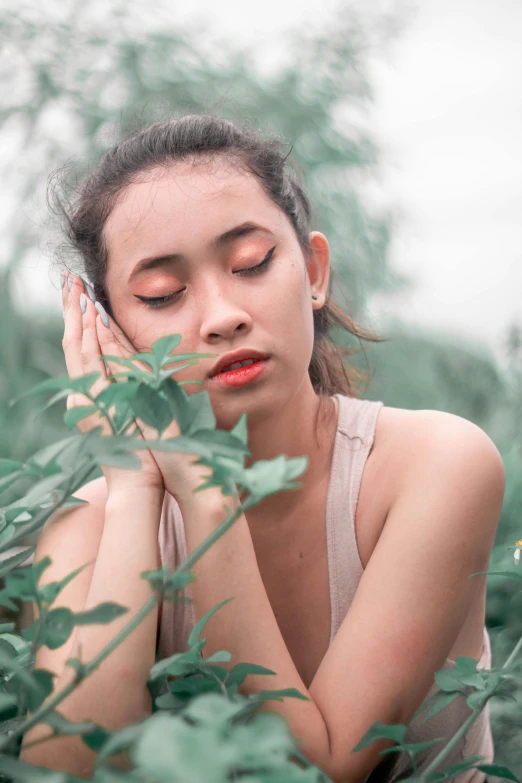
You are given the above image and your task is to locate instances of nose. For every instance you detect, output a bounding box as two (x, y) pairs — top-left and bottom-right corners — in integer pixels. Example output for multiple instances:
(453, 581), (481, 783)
(199, 284), (253, 344)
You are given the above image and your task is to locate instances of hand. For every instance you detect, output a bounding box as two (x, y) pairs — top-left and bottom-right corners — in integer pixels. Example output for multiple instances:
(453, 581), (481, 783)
(61, 273), (214, 505)
(62, 272), (163, 495)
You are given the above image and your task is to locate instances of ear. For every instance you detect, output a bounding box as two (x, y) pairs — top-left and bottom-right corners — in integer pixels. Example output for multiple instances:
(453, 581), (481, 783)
(306, 232), (330, 307)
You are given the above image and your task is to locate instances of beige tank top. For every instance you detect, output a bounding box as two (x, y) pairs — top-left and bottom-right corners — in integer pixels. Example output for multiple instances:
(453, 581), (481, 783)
(156, 392), (494, 783)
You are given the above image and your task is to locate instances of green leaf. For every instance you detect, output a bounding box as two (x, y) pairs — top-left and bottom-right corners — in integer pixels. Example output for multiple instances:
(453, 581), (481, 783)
(38, 561), (93, 606)
(150, 334), (182, 364)
(0, 754), (68, 781)
(81, 725), (112, 752)
(126, 351), (159, 371)
(73, 601), (129, 625)
(4, 557), (51, 601)
(0, 591), (19, 612)
(95, 722), (144, 765)
(0, 633), (32, 657)
(435, 756), (487, 779)
(9, 375), (77, 406)
(0, 648), (42, 692)
(476, 570), (522, 580)
(68, 372), (103, 396)
(0, 469), (23, 494)
(113, 408), (135, 434)
(142, 565), (195, 598)
(0, 639), (18, 661)
(226, 662), (276, 690)
(0, 459), (24, 478)
(0, 524), (15, 547)
(40, 709), (98, 736)
(160, 377), (192, 433)
(158, 359), (201, 383)
(182, 692), (246, 725)
(23, 607), (74, 650)
(95, 381), (139, 409)
(475, 763), (521, 781)
(63, 405), (97, 430)
(230, 411), (248, 447)
(0, 547), (35, 579)
(33, 388), (71, 419)
(98, 451), (143, 470)
(23, 668), (55, 712)
(27, 434), (87, 477)
(101, 354), (152, 378)
(205, 650), (232, 663)
(0, 692), (18, 712)
(65, 657), (86, 679)
(434, 668), (468, 694)
(351, 721), (407, 752)
(11, 473), (67, 509)
(421, 691), (462, 722)
(170, 675), (222, 696)
(130, 384), (173, 433)
(188, 597), (234, 648)
(256, 687), (310, 702)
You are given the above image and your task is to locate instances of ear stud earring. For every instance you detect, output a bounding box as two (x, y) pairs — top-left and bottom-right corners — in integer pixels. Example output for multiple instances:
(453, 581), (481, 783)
(312, 295), (318, 300)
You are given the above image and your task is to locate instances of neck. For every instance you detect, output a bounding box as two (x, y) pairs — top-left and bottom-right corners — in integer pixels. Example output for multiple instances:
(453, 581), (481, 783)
(237, 387), (339, 534)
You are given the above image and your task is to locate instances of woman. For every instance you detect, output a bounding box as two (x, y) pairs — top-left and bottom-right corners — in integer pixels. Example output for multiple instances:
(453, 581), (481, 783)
(20, 114), (504, 781)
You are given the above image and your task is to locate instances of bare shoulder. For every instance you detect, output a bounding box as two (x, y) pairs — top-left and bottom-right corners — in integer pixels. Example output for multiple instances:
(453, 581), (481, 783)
(378, 405), (503, 488)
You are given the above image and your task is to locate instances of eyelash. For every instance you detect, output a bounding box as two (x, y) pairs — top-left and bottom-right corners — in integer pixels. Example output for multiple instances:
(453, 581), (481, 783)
(136, 246), (277, 309)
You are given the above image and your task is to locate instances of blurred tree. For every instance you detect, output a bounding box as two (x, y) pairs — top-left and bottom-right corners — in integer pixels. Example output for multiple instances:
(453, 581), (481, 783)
(0, 0), (411, 462)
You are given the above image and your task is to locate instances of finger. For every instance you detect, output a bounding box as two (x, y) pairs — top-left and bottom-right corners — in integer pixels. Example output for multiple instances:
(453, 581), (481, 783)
(95, 304), (154, 379)
(80, 291), (111, 400)
(95, 311), (179, 441)
(62, 274), (89, 382)
(61, 275), (106, 430)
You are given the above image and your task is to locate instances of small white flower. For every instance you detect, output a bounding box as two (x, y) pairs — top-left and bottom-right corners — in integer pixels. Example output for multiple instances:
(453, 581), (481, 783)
(515, 540), (522, 566)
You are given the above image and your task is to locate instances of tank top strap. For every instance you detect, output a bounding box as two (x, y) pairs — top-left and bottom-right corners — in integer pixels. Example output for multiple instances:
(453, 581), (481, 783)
(327, 394), (384, 642)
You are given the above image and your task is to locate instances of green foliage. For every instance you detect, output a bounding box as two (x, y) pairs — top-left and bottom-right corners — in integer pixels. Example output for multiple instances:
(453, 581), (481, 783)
(0, 0), (521, 777)
(0, 334), (519, 782)
(0, 336), (337, 781)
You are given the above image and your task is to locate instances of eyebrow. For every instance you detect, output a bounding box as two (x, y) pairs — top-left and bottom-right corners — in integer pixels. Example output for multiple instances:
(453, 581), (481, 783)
(128, 221), (275, 282)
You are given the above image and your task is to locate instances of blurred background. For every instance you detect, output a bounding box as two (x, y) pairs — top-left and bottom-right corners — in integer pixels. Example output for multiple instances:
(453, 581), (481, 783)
(1, 0), (521, 772)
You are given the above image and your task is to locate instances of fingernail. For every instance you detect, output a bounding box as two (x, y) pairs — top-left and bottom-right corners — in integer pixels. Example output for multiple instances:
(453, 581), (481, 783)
(95, 300), (110, 328)
(80, 293), (87, 314)
(68, 275), (73, 292)
(82, 278), (96, 302)
(61, 273), (66, 289)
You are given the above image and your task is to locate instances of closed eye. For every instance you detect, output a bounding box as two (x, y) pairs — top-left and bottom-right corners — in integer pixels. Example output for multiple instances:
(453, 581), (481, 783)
(135, 245), (276, 309)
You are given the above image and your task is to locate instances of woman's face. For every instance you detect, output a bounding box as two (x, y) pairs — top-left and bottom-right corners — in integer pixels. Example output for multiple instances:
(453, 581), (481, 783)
(103, 160), (330, 430)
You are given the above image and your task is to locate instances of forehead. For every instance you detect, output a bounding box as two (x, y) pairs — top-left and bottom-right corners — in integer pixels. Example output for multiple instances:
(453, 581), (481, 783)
(103, 161), (286, 257)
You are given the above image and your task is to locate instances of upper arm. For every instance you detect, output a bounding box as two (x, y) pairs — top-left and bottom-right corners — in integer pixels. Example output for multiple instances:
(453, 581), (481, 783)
(28, 475), (109, 680)
(308, 412), (505, 783)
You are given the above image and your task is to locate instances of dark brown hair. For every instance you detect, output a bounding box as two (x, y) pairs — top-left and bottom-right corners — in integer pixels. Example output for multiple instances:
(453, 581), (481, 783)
(49, 113), (387, 434)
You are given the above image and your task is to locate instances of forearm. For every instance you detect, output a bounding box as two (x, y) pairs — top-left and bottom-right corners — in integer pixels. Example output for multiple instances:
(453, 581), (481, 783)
(20, 486), (164, 776)
(179, 488), (332, 776)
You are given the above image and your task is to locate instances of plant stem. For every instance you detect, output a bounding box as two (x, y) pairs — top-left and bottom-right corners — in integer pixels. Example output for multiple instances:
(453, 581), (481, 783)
(417, 706), (482, 782)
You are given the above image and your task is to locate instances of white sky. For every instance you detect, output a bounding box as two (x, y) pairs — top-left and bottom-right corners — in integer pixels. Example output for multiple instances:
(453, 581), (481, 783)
(6, 0), (522, 370)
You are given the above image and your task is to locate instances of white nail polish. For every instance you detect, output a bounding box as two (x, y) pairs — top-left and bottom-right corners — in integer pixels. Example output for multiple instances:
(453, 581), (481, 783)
(80, 293), (87, 314)
(95, 300), (110, 328)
